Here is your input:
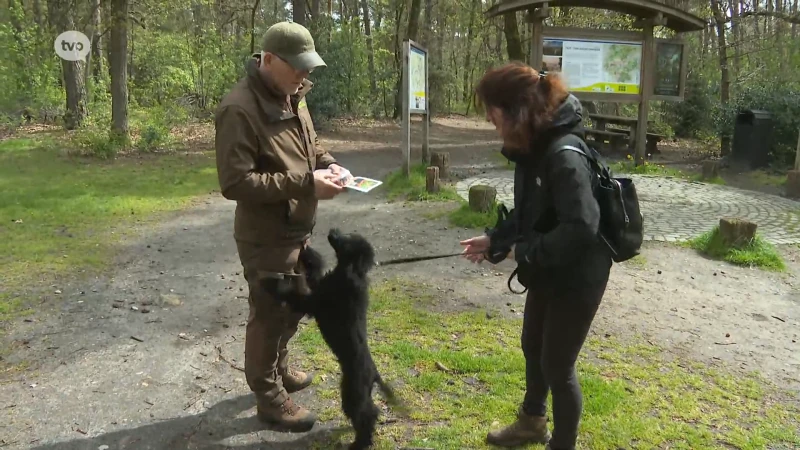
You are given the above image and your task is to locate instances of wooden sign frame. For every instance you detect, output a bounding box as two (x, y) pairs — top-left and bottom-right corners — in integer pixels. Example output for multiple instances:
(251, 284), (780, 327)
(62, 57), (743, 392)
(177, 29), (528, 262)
(536, 26), (688, 103)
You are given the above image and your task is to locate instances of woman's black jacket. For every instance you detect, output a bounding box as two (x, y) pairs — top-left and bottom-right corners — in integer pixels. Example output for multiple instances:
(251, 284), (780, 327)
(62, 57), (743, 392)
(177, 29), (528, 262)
(488, 94), (612, 288)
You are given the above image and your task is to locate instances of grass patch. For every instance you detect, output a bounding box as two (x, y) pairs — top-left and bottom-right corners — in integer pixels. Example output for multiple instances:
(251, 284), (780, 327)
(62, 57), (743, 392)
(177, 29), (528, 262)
(610, 157), (684, 178)
(689, 173), (727, 185)
(749, 169), (787, 187)
(0, 133), (219, 319)
(295, 278), (800, 449)
(491, 151), (515, 170)
(684, 225), (786, 271)
(383, 163), (460, 202)
(448, 201), (498, 229)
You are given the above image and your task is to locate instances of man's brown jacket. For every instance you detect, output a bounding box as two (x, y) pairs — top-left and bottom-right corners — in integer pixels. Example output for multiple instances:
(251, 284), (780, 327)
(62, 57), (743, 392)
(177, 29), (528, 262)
(214, 59), (337, 245)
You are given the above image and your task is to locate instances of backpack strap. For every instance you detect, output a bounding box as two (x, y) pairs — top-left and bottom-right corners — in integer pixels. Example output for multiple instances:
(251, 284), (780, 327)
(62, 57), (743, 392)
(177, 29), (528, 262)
(556, 144), (612, 180)
(556, 144), (631, 256)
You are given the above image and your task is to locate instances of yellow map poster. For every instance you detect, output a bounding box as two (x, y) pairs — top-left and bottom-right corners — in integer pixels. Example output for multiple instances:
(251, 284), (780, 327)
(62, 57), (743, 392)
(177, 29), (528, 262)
(409, 46), (426, 110)
(543, 38), (642, 94)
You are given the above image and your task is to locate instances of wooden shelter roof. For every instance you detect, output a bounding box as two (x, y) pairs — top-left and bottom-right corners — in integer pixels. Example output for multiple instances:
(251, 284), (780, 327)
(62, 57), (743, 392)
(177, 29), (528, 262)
(484, 0), (706, 32)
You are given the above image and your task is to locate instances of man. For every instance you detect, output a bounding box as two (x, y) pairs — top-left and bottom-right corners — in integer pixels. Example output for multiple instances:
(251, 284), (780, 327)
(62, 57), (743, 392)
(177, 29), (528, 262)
(214, 21), (349, 432)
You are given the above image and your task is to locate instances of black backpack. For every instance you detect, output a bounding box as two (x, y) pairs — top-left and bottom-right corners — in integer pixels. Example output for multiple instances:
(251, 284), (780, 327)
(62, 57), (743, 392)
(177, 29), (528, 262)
(556, 144), (644, 263)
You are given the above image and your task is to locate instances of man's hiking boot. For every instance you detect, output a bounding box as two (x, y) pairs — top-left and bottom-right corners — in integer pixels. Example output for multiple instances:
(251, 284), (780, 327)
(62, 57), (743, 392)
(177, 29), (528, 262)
(256, 395), (317, 432)
(278, 349), (314, 393)
(282, 367), (314, 393)
(486, 407), (551, 447)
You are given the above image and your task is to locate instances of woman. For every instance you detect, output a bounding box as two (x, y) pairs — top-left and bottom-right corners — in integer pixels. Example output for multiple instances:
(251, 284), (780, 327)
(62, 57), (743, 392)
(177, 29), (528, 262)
(460, 62), (612, 450)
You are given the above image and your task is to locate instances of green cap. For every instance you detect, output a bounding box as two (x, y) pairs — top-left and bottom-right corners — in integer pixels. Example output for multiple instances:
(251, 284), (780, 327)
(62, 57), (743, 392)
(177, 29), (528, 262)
(261, 21), (326, 72)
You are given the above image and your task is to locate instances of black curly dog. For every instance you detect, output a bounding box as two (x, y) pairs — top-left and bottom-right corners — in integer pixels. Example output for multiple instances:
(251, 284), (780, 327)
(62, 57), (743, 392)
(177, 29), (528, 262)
(262, 228), (404, 450)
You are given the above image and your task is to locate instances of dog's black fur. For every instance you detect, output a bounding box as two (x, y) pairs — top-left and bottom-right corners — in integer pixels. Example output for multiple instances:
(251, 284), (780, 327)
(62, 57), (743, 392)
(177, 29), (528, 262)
(262, 228), (402, 450)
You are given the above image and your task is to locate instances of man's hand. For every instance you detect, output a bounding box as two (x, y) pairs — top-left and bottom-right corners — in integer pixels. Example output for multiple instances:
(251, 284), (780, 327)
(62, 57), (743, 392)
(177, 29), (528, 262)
(327, 164), (353, 186)
(459, 234), (490, 263)
(314, 169), (344, 199)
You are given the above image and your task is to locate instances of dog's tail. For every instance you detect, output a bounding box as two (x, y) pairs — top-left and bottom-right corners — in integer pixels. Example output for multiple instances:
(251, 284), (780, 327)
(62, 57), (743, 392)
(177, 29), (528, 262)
(375, 374), (410, 418)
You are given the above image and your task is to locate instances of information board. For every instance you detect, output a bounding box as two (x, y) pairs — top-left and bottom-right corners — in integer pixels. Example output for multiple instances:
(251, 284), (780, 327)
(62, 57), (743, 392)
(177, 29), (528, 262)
(409, 45), (426, 111)
(400, 39), (429, 176)
(654, 41), (683, 97)
(542, 37), (642, 95)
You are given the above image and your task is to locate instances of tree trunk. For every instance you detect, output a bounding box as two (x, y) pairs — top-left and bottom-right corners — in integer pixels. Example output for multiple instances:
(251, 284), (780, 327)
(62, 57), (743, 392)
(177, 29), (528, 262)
(793, 0), (799, 61)
(360, 0), (378, 114)
(711, 0), (731, 156)
(422, 0), (433, 45)
(90, 0), (104, 82)
(406, 0), (422, 42)
(293, 0), (306, 25)
(504, 12), (524, 61)
(250, 0), (261, 55)
(729, 0), (740, 76)
(311, 0), (320, 19)
(390, 3), (404, 119)
(48, 0), (88, 130)
(462, 0), (479, 108)
(110, 0), (129, 136)
(32, 0), (43, 33)
(374, 3), (382, 31)
(8, 0), (24, 47)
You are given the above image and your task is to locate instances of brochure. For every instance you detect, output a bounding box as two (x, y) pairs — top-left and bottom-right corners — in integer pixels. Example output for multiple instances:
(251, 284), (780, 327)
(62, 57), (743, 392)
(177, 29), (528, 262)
(344, 176), (383, 193)
(320, 168), (382, 193)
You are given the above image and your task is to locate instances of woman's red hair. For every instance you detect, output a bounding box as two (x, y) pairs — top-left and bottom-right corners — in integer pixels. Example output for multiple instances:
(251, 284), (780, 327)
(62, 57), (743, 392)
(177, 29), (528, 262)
(474, 61), (570, 152)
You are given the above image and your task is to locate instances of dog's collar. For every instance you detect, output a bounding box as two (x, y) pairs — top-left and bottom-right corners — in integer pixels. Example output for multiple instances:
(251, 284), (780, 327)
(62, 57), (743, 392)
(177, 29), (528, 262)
(261, 272), (303, 280)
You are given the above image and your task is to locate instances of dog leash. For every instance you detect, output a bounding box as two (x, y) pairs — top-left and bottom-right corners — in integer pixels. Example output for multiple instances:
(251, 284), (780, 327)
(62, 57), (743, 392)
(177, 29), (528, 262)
(376, 250), (485, 267)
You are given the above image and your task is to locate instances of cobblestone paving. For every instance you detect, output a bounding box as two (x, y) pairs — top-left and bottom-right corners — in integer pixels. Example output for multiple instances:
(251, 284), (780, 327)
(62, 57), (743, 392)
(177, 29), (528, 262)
(455, 172), (800, 244)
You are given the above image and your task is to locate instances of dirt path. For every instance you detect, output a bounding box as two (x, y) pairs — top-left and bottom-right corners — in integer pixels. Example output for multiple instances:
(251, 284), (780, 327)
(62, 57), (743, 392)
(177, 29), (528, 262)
(1, 117), (799, 449)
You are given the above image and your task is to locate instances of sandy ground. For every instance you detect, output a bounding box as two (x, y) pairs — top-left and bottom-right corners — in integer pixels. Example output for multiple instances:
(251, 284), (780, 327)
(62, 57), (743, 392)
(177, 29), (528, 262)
(1, 117), (798, 449)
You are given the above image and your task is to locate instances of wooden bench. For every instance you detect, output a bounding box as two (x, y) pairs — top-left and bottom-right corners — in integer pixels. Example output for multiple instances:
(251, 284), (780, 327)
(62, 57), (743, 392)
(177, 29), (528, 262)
(585, 129), (629, 153)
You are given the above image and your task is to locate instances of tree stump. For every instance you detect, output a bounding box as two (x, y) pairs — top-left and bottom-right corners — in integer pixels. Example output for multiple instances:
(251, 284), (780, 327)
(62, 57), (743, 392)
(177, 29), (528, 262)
(468, 185), (496, 213)
(702, 160), (719, 180)
(718, 218), (757, 248)
(430, 151), (450, 179)
(785, 170), (800, 199)
(425, 166), (440, 193)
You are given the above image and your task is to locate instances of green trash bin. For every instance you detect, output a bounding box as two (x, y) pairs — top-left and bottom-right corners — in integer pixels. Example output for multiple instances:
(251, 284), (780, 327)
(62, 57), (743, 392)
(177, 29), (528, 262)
(731, 109), (773, 169)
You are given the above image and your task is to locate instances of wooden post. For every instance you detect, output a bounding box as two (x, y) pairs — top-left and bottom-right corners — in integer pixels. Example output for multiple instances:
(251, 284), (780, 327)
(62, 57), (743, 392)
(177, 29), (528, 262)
(634, 18), (656, 167)
(422, 45), (430, 164)
(401, 39), (411, 177)
(794, 127), (800, 171)
(787, 128), (800, 198)
(430, 151), (450, 179)
(468, 185), (497, 213)
(719, 218), (757, 248)
(425, 166), (439, 193)
(701, 160), (719, 179)
(527, 5), (549, 70)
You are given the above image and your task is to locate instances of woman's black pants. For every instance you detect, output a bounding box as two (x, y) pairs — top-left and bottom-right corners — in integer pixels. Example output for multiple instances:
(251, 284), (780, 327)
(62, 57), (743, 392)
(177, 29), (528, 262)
(520, 279), (608, 450)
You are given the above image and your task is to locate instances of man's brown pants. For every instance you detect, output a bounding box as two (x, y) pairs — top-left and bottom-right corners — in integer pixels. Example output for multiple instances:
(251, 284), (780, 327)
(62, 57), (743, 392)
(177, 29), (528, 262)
(236, 241), (308, 405)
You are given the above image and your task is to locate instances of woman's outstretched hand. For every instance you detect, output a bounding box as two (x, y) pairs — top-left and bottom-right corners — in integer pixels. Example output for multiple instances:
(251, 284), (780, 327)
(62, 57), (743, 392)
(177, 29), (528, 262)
(460, 235), (490, 263)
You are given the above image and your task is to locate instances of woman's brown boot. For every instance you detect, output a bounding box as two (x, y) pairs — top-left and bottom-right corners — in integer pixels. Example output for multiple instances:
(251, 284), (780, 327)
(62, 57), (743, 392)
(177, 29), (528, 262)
(486, 407), (551, 447)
